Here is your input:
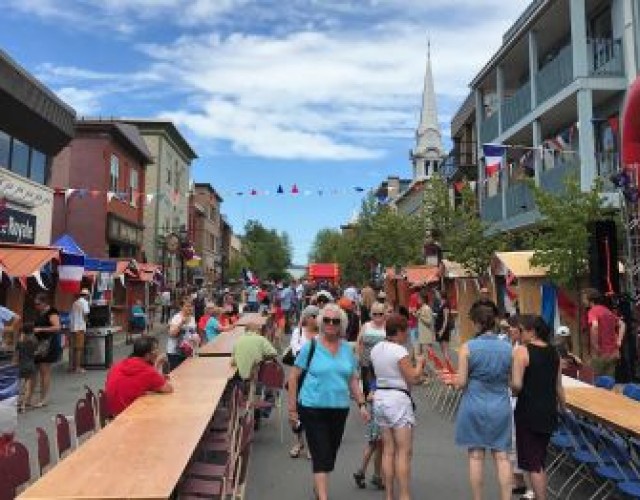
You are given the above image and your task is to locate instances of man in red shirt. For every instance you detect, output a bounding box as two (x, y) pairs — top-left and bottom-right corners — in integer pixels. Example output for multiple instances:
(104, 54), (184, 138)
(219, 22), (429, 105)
(105, 336), (173, 416)
(582, 288), (624, 377)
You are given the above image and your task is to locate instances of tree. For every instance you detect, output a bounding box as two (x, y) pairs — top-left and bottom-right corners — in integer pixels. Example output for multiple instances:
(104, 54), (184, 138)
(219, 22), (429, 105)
(227, 254), (249, 282)
(529, 177), (612, 354)
(309, 229), (345, 263)
(241, 220), (292, 281)
(446, 186), (504, 279)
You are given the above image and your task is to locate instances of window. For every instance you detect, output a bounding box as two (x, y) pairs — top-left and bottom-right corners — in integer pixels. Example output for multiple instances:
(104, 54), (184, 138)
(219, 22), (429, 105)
(210, 206), (217, 221)
(10, 138), (29, 178)
(175, 171), (181, 191)
(110, 155), (120, 192)
(166, 166), (171, 184)
(30, 149), (47, 184)
(0, 131), (9, 168)
(130, 169), (138, 206)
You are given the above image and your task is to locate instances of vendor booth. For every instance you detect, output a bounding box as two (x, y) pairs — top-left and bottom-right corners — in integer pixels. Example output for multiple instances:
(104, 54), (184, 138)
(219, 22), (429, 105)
(441, 260), (476, 343)
(384, 265), (440, 309)
(491, 251), (547, 316)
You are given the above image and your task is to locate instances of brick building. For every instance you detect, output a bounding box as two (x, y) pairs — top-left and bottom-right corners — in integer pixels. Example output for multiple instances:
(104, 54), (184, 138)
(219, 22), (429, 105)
(188, 183), (223, 285)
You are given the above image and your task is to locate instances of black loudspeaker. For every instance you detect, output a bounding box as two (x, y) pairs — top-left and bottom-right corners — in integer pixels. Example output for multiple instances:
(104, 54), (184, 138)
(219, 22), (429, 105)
(588, 220), (620, 296)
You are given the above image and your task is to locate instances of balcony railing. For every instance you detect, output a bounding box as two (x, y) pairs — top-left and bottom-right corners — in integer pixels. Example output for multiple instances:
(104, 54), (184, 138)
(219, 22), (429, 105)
(506, 182), (535, 219)
(597, 151), (620, 190)
(502, 81), (532, 131)
(588, 38), (624, 76)
(481, 112), (500, 144)
(539, 160), (579, 194)
(481, 194), (503, 223)
(536, 43), (574, 104)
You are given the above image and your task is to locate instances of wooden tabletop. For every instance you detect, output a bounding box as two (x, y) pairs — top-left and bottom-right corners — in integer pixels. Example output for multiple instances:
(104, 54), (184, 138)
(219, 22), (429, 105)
(199, 327), (244, 357)
(564, 386), (640, 438)
(19, 356), (233, 500)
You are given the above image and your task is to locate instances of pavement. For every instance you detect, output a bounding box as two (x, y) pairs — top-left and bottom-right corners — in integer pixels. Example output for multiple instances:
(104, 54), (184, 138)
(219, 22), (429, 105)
(245, 386), (502, 500)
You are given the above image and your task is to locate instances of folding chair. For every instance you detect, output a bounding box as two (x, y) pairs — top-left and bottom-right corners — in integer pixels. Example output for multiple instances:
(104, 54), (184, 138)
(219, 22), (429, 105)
(253, 360), (286, 442)
(74, 397), (97, 444)
(84, 385), (99, 429)
(616, 437), (640, 498)
(623, 384), (640, 402)
(36, 427), (53, 476)
(1, 440), (32, 497)
(96, 389), (110, 428)
(578, 365), (595, 385)
(53, 413), (76, 460)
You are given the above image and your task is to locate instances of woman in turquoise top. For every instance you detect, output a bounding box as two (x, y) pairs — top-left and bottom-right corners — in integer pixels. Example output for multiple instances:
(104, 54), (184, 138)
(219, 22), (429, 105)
(204, 306), (233, 343)
(288, 303), (369, 500)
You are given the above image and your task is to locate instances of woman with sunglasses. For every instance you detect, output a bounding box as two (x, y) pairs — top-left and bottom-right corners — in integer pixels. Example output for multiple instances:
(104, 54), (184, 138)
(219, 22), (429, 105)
(357, 301), (387, 399)
(288, 303), (369, 500)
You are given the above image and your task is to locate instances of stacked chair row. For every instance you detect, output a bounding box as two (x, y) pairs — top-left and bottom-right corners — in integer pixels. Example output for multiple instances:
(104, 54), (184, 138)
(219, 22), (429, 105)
(424, 347), (461, 421)
(0, 385), (109, 500)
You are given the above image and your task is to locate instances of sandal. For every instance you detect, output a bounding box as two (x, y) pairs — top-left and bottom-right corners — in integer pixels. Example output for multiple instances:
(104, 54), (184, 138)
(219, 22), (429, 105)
(353, 470), (366, 489)
(289, 443), (303, 458)
(371, 475), (384, 490)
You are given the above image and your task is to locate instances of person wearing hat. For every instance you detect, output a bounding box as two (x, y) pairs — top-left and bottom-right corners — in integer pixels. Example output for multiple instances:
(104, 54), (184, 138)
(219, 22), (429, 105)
(315, 290), (334, 309)
(68, 288), (91, 374)
(554, 325), (582, 378)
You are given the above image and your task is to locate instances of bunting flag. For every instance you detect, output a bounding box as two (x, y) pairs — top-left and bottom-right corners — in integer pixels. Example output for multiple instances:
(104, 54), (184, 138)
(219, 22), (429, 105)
(291, 184), (299, 194)
(482, 144), (505, 177)
(58, 253), (85, 293)
(276, 185), (284, 194)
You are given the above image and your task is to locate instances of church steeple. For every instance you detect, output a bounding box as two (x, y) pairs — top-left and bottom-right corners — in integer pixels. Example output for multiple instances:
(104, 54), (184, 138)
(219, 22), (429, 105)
(411, 39), (445, 180)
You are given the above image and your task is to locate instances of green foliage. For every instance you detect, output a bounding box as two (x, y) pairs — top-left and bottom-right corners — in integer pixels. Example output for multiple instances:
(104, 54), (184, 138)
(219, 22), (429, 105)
(529, 176), (610, 290)
(241, 220), (292, 281)
(227, 254), (249, 281)
(309, 229), (346, 263)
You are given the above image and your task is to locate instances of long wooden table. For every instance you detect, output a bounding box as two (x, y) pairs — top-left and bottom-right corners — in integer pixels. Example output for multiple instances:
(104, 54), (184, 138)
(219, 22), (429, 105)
(199, 327), (244, 357)
(564, 386), (640, 438)
(19, 356), (234, 500)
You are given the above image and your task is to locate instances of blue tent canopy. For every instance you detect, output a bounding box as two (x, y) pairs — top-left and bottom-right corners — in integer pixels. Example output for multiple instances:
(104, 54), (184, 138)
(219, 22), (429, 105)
(52, 234), (86, 256)
(85, 258), (117, 272)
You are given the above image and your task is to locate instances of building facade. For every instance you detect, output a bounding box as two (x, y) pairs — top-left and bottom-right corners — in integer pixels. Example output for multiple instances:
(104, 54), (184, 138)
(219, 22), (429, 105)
(124, 120), (197, 286)
(0, 49), (75, 247)
(50, 120), (152, 259)
(449, 92), (479, 209)
(472, 0), (639, 231)
(188, 183), (223, 285)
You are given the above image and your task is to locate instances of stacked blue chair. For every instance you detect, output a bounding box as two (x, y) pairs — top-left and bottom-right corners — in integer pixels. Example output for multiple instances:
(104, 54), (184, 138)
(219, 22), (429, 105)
(594, 375), (616, 390)
(622, 384), (640, 402)
(616, 438), (640, 498)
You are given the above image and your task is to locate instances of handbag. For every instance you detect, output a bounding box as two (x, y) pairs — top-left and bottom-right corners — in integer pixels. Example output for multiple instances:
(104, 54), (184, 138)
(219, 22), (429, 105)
(34, 337), (51, 359)
(282, 347), (295, 366)
(296, 339), (317, 398)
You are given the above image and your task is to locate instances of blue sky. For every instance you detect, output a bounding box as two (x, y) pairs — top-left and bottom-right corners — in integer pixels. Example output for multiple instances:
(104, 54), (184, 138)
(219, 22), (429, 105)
(2, 0), (530, 264)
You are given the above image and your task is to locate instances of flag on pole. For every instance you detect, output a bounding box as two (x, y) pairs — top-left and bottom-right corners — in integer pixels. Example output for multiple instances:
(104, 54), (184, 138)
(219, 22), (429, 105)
(482, 144), (505, 177)
(58, 253), (84, 293)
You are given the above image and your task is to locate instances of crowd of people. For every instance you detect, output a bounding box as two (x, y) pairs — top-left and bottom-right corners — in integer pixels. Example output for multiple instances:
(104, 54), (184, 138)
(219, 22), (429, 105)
(1, 276), (637, 499)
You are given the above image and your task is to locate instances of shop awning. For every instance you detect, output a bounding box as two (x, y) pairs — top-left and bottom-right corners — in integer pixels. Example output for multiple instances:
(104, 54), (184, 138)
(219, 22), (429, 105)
(52, 234), (85, 256)
(0, 243), (59, 278)
(84, 258), (117, 273)
(442, 260), (474, 279)
(386, 265), (440, 285)
(114, 261), (161, 282)
(493, 251), (547, 278)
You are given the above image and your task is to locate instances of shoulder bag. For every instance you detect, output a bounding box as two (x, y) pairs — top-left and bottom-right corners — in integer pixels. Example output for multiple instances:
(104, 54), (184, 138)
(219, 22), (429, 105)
(296, 339), (317, 398)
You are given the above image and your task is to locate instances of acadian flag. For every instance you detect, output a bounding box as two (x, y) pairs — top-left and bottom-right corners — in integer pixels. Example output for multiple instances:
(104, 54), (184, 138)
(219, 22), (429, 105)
(58, 253), (85, 293)
(482, 144), (506, 177)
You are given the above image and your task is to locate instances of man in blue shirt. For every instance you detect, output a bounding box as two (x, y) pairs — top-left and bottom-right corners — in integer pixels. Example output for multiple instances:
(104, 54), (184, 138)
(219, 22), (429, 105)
(246, 284), (259, 312)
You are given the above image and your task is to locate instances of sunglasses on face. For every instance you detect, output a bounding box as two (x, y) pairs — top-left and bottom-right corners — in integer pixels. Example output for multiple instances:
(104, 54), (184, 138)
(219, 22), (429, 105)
(322, 317), (341, 326)
(372, 312), (384, 317)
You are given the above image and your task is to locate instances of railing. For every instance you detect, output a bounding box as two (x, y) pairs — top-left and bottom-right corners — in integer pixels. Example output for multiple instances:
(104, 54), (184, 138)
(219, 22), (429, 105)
(539, 160), (579, 194)
(588, 38), (624, 76)
(506, 182), (535, 219)
(481, 194), (503, 223)
(480, 112), (500, 144)
(502, 81), (532, 131)
(597, 151), (620, 190)
(536, 43), (574, 104)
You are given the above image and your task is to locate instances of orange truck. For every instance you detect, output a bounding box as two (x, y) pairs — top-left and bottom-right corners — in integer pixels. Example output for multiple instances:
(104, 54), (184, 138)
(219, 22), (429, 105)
(307, 263), (340, 285)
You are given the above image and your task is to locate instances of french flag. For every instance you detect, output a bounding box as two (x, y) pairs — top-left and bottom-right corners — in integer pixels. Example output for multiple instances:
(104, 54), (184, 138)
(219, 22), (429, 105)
(483, 144), (506, 177)
(58, 253), (85, 293)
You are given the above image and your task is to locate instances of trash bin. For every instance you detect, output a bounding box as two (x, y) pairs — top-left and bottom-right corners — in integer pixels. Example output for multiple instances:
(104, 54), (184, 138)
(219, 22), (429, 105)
(83, 328), (114, 369)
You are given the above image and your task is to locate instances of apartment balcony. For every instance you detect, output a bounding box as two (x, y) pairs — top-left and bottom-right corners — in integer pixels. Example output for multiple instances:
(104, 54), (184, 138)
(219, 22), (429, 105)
(539, 161), (579, 194)
(481, 194), (503, 223)
(480, 112), (499, 145)
(588, 38), (624, 76)
(502, 81), (532, 130)
(506, 182), (535, 219)
(536, 43), (574, 105)
(597, 151), (620, 190)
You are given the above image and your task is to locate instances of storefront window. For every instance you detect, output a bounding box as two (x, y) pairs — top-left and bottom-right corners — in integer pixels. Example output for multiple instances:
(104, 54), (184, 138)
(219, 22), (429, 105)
(0, 131), (10, 168)
(30, 149), (47, 184)
(10, 138), (29, 178)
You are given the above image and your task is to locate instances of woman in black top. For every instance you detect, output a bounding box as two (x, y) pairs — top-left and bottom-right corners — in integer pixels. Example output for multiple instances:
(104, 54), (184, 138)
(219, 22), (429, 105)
(33, 293), (62, 407)
(434, 291), (453, 361)
(512, 315), (565, 500)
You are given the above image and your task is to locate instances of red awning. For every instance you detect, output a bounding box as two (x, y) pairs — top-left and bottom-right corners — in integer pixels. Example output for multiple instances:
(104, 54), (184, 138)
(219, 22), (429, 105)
(114, 261), (161, 282)
(0, 243), (60, 278)
(308, 263), (340, 280)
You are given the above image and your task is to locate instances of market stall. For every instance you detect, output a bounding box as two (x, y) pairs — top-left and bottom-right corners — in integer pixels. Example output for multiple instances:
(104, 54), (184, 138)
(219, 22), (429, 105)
(384, 265), (440, 309)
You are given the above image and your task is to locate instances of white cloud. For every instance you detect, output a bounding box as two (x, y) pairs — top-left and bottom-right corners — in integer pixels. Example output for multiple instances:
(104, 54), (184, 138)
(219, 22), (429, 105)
(28, 0), (532, 160)
(55, 87), (102, 116)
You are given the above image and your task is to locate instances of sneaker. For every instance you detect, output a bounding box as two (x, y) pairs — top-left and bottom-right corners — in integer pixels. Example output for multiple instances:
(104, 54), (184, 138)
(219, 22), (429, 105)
(520, 490), (535, 499)
(370, 475), (384, 490)
(352, 471), (366, 489)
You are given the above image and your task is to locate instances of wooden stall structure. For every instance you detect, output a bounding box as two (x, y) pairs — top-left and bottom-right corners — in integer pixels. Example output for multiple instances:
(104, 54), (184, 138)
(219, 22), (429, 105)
(492, 251), (547, 316)
(384, 265), (440, 310)
(441, 260), (478, 344)
(111, 260), (162, 333)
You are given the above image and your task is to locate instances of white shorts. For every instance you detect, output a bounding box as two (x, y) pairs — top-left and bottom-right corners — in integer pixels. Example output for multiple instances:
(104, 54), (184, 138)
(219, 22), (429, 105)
(373, 391), (415, 429)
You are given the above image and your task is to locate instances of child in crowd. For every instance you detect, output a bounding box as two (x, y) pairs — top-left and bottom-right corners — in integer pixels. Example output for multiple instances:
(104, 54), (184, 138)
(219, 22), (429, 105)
(353, 380), (384, 490)
(554, 325), (582, 377)
(13, 323), (37, 413)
